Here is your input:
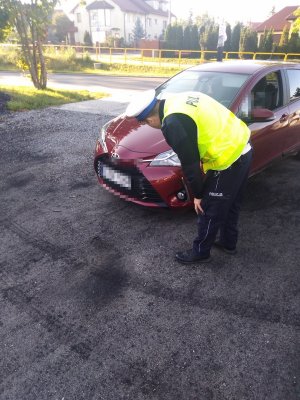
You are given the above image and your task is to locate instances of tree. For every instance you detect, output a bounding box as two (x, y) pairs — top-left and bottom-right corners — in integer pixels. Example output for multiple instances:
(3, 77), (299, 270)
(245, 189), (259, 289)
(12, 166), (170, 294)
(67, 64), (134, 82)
(183, 25), (191, 50)
(83, 30), (93, 46)
(190, 25), (200, 50)
(164, 23), (183, 51)
(278, 25), (289, 52)
(51, 10), (73, 44)
(288, 31), (300, 53)
(268, 6), (276, 17)
(224, 24), (231, 51)
(285, 8), (300, 54)
(0, 0), (57, 89)
(174, 24), (183, 49)
(132, 17), (145, 46)
(239, 27), (257, 57)
(0, 4), (10, 42)
(231, 23), (243, 53)
(292, 8), (300, 32)
(198, 15), (217, 55)
(258, 28), (274, 52)
(164, 22), (199, 55)
(165, 24), (176, 49)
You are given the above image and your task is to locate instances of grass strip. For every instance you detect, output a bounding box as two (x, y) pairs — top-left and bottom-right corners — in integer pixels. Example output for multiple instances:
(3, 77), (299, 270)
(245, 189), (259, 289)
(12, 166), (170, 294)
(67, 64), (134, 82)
(0, 85), (108, 111)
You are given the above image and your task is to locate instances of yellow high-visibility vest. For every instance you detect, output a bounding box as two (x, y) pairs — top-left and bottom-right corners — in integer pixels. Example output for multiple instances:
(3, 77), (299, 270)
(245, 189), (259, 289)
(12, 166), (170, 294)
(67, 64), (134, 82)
(163, 92), (250, 172)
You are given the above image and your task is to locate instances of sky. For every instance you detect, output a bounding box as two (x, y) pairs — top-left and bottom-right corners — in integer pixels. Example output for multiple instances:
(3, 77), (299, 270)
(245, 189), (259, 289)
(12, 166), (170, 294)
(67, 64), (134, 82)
(170, 0), (295, 25)
(58, 0), (296, 26)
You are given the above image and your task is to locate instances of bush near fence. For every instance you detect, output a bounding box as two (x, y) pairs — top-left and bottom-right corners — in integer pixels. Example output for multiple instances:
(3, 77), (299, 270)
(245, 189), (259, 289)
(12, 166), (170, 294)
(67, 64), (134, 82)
(0, 44), (299, 74)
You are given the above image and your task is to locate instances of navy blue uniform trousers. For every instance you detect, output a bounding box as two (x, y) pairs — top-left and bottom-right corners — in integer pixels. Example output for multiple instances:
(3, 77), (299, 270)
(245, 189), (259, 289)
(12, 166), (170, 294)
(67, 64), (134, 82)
(193, 148), (253, 256)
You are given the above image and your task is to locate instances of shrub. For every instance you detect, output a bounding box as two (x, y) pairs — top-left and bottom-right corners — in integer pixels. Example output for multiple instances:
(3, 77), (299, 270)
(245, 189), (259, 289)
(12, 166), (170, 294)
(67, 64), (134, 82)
(0, 45), (22, 68)
(44, 46), (78, 70)
(83, 31), (93, 46)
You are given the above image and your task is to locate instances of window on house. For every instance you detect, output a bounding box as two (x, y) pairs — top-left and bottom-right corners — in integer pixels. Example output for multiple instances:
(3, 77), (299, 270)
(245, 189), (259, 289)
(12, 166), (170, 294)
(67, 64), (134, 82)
(163, 20), (167, 29)
(147, 18), (152, 27)
(155, 19), (158, 25)
(90, 9), (111, 28)
(101, 9), (111, 27)
(90, 11), (99, 28)
(76, 13), (81, 23)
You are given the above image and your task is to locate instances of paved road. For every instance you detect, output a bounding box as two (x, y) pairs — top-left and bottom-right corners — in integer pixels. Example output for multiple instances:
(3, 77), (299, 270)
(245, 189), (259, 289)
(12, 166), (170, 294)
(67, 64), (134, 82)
(0, 106), (299, 400)
(0, 71), (167, 93)
(0, 71), (167, 116)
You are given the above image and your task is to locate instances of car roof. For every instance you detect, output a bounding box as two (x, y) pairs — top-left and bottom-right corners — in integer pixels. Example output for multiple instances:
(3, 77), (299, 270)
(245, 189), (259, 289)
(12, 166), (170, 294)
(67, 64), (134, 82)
(189, 60), (300, 74)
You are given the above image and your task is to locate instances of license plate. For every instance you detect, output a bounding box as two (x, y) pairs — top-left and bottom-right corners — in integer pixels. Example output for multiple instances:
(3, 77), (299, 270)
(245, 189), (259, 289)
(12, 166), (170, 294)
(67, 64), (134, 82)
(101, 164), (131, 190)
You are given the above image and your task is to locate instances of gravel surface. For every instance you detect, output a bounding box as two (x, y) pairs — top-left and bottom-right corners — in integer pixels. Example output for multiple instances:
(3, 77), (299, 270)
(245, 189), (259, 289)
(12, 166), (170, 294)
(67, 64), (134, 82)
(0, 92), (10, 113)
(0, 108), (299, 400)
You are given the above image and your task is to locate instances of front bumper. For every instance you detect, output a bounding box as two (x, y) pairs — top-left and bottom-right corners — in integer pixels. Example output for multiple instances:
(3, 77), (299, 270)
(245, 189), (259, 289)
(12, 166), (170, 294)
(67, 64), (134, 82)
(94, 154), (193, 209)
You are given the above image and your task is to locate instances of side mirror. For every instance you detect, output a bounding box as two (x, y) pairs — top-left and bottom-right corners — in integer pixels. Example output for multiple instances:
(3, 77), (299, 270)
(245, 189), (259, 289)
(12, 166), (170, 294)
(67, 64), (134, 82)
(251, 108), (275, 122)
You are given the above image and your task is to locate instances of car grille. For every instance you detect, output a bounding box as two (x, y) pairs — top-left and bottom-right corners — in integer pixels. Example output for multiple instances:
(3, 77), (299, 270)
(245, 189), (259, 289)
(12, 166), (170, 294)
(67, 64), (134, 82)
(95, 156), (166, 205)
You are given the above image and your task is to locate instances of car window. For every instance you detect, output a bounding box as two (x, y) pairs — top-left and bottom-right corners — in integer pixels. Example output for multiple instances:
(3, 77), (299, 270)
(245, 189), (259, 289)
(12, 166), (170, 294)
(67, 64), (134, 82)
(252, 72), (282, 110)
(286, 69), (300, 102)
(238, 71), (283, 120)
(156, 70), (249, 108)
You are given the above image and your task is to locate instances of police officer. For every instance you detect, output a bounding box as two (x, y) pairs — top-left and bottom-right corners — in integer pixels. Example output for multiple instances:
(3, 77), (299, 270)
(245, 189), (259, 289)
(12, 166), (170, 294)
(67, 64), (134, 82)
(125, 89), (253, 264)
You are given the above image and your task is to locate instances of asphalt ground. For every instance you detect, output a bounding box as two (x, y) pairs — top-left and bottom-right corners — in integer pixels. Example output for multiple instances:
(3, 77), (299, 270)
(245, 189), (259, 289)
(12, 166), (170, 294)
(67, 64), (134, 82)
(0, 106), (299, 400)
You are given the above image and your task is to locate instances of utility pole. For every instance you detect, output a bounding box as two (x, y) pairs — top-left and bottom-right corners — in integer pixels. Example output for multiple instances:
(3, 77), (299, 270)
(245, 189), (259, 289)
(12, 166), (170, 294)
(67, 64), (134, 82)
(168, 0), (171, 25)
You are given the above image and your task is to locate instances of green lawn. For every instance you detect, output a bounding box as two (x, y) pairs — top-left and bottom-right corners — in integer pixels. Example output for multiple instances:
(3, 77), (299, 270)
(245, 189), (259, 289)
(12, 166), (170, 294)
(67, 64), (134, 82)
(0, 85), (108, 111)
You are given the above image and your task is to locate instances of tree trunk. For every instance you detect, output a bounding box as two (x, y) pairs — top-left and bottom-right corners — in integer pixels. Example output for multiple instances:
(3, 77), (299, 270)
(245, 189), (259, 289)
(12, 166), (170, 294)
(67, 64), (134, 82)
(37, 39), (47, 89)
(10, 1), (50, 90)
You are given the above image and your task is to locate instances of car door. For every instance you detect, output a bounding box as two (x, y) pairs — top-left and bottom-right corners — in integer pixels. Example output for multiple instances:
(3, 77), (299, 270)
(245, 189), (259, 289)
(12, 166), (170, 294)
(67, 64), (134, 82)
(238, 70), (290, 174)
(284, 68), (300, 155)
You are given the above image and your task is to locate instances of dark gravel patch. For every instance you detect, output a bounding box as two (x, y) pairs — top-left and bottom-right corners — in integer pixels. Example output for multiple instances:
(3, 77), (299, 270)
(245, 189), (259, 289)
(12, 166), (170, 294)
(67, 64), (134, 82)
(0, 108), (299, 400)
(0, 91), (10, 114)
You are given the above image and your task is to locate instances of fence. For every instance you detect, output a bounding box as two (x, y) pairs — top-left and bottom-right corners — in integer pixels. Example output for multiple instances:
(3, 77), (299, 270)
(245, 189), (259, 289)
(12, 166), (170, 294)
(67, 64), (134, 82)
(1, 44), (300, 68)
(65, 46), (300, 67)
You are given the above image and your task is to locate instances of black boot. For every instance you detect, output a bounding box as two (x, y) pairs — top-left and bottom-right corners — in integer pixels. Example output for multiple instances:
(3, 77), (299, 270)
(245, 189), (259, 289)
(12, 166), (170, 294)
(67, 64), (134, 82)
(214, 241), (237, 255)
(175, 249), (211, 264)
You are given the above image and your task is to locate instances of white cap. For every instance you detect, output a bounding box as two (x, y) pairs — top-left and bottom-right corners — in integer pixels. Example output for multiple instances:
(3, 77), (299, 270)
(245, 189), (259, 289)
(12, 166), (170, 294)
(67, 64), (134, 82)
(125, 89), (158, 121)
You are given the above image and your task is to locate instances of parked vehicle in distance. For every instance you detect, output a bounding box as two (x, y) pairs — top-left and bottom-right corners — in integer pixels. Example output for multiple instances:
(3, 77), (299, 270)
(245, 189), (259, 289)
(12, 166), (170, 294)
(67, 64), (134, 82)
(94, 61), (300, 208)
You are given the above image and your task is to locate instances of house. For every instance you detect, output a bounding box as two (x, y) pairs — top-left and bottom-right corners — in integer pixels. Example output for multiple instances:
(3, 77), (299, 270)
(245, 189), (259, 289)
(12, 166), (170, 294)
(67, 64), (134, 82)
(254, 6), (299, 46)
(65, 0), (173, 45)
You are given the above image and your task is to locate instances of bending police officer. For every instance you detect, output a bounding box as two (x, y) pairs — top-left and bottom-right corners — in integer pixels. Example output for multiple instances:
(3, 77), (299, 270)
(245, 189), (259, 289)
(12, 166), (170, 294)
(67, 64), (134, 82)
(125, 90), (253, 264)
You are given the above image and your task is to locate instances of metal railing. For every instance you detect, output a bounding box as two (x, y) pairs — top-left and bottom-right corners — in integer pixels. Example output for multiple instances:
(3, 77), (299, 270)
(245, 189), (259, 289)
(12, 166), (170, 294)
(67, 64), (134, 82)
(1, 44), (299, 69)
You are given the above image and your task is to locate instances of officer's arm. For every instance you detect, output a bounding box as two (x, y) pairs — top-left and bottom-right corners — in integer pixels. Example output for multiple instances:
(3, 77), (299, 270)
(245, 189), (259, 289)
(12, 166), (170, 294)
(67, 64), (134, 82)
(162, 114), (204, 199)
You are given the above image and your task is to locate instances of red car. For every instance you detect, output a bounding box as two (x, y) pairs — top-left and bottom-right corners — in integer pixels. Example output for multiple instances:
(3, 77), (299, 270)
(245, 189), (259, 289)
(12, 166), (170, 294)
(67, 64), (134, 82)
(94, 61), (300, 208)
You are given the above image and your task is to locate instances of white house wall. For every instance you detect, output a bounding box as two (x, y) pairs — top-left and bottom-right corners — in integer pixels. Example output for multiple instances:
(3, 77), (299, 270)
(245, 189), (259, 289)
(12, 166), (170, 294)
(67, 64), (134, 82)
(70, 5), (90, 43)
(144, 13), (168, 40)
(68, 0), (169, 45)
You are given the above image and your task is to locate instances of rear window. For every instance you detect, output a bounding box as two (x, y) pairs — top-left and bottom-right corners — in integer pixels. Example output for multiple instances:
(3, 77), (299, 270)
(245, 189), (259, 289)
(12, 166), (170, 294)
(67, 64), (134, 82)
(286, 69), (300, 101)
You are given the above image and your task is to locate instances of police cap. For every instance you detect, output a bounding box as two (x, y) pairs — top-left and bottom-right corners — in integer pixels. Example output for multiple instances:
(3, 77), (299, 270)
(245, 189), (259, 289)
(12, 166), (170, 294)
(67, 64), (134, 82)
(125, 89), (158, 121)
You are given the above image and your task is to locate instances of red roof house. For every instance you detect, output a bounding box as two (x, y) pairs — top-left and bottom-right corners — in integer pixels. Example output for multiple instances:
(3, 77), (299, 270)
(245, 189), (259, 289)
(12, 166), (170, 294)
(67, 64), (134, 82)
(255, 6), (299, 45)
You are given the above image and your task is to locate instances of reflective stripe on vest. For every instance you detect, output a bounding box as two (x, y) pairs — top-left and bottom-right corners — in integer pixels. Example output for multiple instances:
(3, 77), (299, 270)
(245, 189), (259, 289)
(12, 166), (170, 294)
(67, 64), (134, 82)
(163, 92), (250, 172)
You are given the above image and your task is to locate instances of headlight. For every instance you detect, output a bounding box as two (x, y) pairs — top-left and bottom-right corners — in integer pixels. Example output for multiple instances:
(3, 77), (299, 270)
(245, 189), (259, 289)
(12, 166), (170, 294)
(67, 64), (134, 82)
(150, 150), (181, 167)
(98, 121), (110, 152)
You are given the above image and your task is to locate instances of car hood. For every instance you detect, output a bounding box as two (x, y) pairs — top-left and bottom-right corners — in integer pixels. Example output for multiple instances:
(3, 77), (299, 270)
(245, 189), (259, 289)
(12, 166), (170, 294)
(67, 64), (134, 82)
(106, 116), (170, 156)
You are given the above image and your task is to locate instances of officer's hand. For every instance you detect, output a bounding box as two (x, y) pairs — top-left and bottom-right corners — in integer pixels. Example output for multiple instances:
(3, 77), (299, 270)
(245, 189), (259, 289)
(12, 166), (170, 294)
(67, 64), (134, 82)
(194, 198), (204, 215)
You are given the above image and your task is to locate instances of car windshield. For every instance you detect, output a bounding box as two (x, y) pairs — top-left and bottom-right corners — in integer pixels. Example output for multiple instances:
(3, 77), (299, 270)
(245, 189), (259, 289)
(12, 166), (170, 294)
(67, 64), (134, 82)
(156, 70), (250, 108)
